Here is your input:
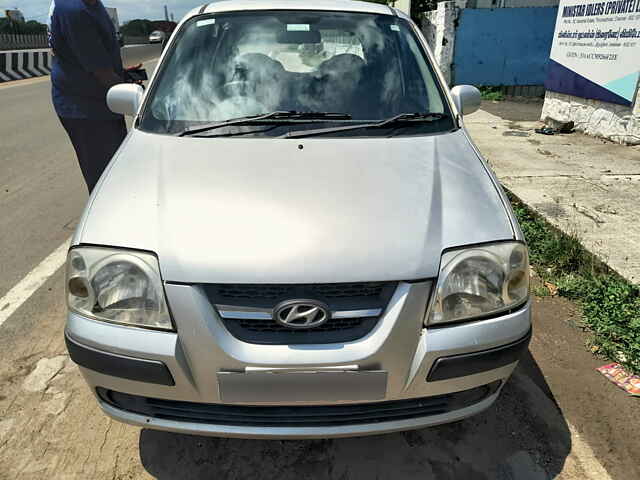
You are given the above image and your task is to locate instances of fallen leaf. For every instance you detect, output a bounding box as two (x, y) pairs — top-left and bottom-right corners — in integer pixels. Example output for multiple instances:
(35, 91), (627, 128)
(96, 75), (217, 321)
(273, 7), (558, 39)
(544, 281), (559, 296)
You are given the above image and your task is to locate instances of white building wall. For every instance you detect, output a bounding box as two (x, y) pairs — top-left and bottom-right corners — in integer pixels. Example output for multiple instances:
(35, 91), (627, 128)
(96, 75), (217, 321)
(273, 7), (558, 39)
(541, 90), (640, 146)
(393, 0), (412, 14)
(422, 1), (458, 85)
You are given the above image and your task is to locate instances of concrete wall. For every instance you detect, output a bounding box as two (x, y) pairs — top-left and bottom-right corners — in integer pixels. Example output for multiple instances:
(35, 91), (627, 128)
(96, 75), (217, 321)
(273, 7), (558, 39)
(541, 90), (640, 146)
(393, 0), (412, 14)
(0, 33), (48, 51)
(0, 49), (52, 82)
(423, 1), (458, 85)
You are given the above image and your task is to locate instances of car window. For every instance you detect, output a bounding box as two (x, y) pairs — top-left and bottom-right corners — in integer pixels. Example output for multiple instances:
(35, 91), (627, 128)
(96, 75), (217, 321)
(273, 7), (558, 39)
(235, 27), (365, 74)
(140, 11), (453, 136)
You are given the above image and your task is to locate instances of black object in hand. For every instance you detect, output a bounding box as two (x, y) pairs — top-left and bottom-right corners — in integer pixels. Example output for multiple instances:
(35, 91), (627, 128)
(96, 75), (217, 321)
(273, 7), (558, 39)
(125, 68), (148, 83)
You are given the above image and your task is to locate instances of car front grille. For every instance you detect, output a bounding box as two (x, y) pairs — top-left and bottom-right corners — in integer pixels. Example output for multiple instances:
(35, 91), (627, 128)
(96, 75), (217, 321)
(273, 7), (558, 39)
(97, 381), (500, 428)
(235, 317), (365, 333)
(203, 282), (397, 345)
(210, 282), (389, 306)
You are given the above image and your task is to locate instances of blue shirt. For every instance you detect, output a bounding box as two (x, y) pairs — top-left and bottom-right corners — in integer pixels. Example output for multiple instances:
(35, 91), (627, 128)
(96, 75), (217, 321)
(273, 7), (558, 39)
(49, 0), (124, 119)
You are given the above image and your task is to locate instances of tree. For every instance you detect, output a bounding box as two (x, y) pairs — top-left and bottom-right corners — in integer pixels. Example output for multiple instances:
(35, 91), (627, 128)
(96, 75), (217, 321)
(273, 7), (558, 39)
(0, 18), (12, 34)
(121, 19), (155, 37)
(22, 20), (47, 34)
(0, 18), (47, 34)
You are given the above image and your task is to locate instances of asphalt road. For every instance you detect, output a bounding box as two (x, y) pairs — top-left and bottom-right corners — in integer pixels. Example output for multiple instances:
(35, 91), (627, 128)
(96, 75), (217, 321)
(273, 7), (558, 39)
(0, 44), (634, 479)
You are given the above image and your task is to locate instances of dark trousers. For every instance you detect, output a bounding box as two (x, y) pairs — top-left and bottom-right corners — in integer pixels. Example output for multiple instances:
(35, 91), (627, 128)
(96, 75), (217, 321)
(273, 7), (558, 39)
(59, 116), (128, 193)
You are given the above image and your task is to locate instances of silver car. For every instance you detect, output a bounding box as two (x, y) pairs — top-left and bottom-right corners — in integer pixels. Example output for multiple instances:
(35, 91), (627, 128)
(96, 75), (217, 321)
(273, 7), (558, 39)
(64, 0), (532, 439)
(148, 30), (166, 44)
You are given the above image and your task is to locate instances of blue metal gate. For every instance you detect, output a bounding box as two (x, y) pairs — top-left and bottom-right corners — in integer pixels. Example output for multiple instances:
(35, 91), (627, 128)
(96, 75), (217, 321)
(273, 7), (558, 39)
(452, 7), (558, 86)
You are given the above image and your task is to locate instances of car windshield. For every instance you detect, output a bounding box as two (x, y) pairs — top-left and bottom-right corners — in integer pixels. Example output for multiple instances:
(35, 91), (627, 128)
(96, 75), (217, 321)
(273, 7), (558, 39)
(139, 10), (454, 136)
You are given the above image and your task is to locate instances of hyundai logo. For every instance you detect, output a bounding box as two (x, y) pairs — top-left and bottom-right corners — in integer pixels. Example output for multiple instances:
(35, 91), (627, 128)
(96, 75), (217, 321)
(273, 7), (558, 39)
(273, 300), (330, 330)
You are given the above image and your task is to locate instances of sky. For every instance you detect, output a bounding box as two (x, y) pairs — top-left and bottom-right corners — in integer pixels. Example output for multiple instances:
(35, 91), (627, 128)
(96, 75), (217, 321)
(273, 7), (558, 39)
(0, 0), (203, 23)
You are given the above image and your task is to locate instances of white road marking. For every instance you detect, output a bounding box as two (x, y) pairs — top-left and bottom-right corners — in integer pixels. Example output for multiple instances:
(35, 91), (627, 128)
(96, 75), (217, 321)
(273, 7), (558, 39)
(567, 423), (613, 480)
(0, 238), (70, 328)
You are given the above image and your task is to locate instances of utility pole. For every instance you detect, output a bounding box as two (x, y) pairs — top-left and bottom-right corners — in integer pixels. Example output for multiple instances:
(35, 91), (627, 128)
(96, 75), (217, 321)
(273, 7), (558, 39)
(164, 5), (169, 21)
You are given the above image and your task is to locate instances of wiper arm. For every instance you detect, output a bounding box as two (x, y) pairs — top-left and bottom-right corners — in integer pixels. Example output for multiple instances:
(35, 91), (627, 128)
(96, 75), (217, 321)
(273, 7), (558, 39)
(192, 125), (281, 138)
(280, 112), (448, 139)
(178, 111), (352, 137)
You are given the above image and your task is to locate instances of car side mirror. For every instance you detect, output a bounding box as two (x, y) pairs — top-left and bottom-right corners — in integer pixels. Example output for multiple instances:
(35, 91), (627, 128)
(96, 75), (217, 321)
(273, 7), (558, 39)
(450, 85), (481, 116)
(107, 83), (144, 116)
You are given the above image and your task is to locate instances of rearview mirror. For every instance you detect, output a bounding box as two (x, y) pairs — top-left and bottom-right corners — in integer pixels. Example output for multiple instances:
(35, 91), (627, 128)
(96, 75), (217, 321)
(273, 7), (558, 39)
(450, 85), (481, 116)
(277, 29), (321, 44)
(107, 83), (144, 116)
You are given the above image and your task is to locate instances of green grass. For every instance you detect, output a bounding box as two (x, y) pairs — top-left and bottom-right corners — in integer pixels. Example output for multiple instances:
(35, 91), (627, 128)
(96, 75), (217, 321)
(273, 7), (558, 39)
(479, 86), (504, 101)
(509, 192), (640, 373)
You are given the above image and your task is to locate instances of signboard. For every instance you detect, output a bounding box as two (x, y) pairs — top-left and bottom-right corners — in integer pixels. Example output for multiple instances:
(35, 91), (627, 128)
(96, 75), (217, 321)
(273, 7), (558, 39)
(546, 0), (640, 106)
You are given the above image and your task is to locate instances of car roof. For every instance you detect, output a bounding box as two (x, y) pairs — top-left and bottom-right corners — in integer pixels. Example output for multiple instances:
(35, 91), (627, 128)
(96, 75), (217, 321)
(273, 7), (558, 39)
(185, 0), (395, 19)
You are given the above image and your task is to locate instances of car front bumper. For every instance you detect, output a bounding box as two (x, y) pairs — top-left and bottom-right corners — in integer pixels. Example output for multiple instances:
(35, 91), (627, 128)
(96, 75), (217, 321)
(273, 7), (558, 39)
(94, 383), (503, 439)
(66, 281), (532, 438)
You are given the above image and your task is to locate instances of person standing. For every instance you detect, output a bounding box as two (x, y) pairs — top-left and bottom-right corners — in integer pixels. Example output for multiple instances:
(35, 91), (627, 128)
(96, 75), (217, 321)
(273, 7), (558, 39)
(48, 0), (131, 193)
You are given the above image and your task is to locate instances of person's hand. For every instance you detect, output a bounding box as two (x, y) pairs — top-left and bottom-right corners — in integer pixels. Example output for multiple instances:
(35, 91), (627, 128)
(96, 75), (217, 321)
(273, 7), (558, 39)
(124, 64), (146, 86)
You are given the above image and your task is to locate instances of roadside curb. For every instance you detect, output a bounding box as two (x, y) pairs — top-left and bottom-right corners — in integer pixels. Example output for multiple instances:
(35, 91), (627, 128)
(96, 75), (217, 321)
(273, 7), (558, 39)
(0, 49), (52, 83)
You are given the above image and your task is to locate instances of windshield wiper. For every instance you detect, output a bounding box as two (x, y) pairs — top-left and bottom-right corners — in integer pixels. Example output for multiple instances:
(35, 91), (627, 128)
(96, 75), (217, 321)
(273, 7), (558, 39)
(178, 111), (352, 137)
(194, 125), (282, 138)
(279, 112), (449, 139)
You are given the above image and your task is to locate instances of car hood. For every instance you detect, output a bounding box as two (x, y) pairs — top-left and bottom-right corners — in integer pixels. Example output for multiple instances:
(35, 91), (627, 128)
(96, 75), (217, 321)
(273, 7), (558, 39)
(77, 129), (514, 283)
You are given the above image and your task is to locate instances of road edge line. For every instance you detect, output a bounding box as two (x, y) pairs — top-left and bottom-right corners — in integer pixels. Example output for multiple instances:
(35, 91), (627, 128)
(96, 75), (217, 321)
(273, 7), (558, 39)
(0, 238), (71, 328)
(568, 423), (614, 480)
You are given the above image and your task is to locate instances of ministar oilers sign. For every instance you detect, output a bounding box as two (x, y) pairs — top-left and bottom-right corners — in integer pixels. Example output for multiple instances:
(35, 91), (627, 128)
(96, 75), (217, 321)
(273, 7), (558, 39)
(546, 0), (640, 106)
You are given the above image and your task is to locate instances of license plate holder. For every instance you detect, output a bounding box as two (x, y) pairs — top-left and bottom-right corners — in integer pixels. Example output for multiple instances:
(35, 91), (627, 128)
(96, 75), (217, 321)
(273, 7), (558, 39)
(217, 370), (388, 403)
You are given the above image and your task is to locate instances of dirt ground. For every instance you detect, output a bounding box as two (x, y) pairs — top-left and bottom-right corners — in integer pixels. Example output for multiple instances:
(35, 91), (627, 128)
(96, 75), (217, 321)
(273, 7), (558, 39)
(480, 98), (545, 122)
(527, 293), (640, 479)
(467, 100), (640, 285)
(0, 267), (637, 479)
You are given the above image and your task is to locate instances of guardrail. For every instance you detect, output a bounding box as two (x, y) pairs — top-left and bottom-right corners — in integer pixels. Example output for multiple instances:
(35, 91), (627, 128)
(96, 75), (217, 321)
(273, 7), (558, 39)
(1, 33), (154, 50)
(0, 36), (157, 83)
(0, 33), (49, 51)
(124, 36), (151, 45)
(0, 49), (52, 82)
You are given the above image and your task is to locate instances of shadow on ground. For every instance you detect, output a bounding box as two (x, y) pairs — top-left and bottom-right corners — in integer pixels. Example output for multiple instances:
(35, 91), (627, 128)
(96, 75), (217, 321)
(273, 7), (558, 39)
(139, 352), (571, 479)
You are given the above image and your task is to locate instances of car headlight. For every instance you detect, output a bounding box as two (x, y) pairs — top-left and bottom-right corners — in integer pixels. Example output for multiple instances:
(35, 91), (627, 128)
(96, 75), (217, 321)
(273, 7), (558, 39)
(66, 247), (173, 331)
(426, 242), (529, 326)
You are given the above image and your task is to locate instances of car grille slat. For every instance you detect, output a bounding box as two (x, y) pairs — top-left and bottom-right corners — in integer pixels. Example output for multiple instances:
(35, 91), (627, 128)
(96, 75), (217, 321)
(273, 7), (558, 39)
(236, 317), (365, 333)
(98, 384), (498, 428)
(145, 406), (450, 425)
(212, 282), (388, 303)
(203, 282), (398, 345)
(145, 397), (452, 419)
